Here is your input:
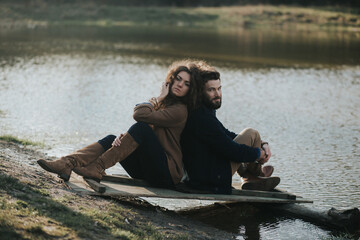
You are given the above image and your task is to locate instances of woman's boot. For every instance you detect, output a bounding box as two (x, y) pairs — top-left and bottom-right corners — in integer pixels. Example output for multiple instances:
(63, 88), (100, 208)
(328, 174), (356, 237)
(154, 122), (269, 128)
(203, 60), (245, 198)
(74, 133), (139, 181)
(37, 142), (105, 181)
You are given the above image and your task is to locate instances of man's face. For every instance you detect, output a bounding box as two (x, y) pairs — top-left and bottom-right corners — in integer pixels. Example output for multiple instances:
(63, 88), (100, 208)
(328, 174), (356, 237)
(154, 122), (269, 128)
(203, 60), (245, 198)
(203, 79), (222, 109)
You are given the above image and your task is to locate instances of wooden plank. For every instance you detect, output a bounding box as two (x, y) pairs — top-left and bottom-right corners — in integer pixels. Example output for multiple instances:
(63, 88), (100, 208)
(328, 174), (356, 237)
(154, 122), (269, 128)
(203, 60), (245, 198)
(232, 189), (296, 200)
(102, 174), (297, 200)
(273, 188), (299, 199)
(66, 174), (312, 204)
(84, 178), (106, 193)
(97, 180), (312, 203)
(102, 175), (150, 186)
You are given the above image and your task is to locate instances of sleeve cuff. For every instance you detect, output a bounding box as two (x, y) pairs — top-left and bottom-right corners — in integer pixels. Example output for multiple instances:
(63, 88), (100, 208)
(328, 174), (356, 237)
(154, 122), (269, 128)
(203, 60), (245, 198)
(256, 147), (261, 160)
(135, 102), (153, 107)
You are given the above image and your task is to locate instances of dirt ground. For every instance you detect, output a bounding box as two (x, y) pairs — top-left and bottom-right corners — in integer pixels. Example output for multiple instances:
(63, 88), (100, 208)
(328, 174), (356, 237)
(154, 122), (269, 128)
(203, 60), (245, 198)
(0, 140), (236, 239)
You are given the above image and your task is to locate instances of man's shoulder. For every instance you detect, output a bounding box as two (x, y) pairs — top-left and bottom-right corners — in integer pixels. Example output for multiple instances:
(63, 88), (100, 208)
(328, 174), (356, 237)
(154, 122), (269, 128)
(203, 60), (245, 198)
(189, 105), (214, 119)
(186, 105), (223, 131)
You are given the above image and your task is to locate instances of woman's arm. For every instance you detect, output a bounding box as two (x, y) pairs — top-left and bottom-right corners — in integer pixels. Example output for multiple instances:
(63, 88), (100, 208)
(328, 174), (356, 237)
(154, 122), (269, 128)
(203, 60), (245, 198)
(133, 103), (187, 128)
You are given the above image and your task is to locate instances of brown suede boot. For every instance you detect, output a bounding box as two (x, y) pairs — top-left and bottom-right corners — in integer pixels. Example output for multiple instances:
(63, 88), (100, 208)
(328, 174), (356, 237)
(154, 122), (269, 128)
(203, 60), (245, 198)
(241, 173), (280, 191)
(239, 163), (274, 178)
(74, 133), (139, 181)
(37, 142), (105, 181)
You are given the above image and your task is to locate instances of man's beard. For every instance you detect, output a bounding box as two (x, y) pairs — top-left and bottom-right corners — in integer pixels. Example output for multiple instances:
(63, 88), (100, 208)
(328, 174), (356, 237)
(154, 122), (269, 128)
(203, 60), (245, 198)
(203, 96), (222, 109)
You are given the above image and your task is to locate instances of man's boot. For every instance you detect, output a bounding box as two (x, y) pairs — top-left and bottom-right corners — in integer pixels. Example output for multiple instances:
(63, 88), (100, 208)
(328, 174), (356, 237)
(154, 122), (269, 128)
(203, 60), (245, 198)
(245, 162), (274, 177)
(260, 165), (274, 177)
(241, 172), (280, 191)
(74, 133), (139, 181)
(37, 142), (105, 181)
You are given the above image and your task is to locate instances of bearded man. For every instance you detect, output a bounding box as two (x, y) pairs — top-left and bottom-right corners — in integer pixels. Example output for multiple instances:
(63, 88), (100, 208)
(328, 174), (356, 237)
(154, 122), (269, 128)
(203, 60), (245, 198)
(181, 67), (280, 194)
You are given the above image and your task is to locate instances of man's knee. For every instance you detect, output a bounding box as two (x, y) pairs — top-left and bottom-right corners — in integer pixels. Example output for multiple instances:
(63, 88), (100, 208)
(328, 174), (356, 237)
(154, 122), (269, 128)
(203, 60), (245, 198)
(240, 128), (260, 139)
(234, 128), (261, 147)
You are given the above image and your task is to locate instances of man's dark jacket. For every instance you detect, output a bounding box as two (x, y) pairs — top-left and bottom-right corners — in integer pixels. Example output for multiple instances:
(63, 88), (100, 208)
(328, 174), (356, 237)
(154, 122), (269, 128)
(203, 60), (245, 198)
(181, 105), (260, 194)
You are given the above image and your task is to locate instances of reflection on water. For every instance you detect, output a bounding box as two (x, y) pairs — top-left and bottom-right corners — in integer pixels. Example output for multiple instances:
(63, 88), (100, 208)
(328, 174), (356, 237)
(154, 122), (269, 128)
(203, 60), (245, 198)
(181, 204), (330, 240)
(0, 26), (359, 239)
(1, 25), (360, 67)
(258, 218), (329, 240)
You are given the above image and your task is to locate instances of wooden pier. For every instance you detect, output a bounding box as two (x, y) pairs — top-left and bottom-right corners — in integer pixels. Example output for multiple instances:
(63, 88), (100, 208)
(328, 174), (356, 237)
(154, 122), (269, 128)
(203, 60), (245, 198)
(65, 173), (312, 204)
(65, 174), (360, 231)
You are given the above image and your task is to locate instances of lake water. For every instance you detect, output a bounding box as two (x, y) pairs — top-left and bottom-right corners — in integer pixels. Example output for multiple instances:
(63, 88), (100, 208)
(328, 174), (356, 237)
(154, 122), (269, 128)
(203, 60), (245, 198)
(0, 25), (359, 239)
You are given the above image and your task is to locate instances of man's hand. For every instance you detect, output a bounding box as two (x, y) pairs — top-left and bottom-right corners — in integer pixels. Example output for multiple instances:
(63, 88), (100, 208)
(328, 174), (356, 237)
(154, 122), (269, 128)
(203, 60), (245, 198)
(112, 134), (124, 147)
(258, 142), (271, 164)
(262, 143), (271, 162)
(258, 149), (268, 164)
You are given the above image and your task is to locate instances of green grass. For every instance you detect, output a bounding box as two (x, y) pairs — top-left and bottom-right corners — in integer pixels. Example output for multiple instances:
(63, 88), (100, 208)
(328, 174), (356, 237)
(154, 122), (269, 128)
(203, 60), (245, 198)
(0, 135), (44, 147)
(0, 172), (187, 239)
(0, 3), (359, 31)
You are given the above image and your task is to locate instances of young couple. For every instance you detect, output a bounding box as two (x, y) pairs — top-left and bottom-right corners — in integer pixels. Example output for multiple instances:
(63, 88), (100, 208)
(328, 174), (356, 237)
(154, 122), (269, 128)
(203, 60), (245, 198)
(38, 60), (280, 193)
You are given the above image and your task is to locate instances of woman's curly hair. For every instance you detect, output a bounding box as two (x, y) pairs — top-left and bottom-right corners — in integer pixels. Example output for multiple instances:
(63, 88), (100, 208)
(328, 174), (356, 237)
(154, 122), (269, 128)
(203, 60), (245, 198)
(156, 60), (200, 111)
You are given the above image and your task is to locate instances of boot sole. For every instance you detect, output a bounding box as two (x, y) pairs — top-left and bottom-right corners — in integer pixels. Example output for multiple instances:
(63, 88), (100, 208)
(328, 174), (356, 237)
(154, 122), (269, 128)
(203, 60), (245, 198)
(37, 160), (70, 181)
(241, 177), (280, 191)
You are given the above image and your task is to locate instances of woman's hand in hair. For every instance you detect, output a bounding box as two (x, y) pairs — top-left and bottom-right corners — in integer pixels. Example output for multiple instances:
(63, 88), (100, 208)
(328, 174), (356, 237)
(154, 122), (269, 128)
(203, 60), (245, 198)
(157, 82), (169, 102)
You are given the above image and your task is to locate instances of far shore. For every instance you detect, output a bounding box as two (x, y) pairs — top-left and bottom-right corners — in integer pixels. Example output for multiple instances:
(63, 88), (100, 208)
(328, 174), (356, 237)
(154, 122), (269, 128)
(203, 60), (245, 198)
(0, 3), (359, 32)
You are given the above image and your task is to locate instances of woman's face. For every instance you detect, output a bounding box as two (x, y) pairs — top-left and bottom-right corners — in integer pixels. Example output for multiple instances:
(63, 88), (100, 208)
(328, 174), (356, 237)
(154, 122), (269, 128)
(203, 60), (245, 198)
(171, 71), (191, 97)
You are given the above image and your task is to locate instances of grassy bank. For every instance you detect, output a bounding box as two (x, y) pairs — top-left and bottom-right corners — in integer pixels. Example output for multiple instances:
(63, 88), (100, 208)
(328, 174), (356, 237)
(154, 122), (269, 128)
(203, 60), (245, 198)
(0, 135), (43, 147)
(0, 140), (167, 239)
(0, 2), (359, 31)
(0, 174), (160, 239)
(0, 140), (234, 239)
(0, 173), (183, 239)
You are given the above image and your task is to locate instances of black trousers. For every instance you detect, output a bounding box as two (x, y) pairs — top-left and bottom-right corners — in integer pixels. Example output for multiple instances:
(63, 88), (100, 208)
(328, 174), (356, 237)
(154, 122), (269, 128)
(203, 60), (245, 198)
(97, 122), (173, 187)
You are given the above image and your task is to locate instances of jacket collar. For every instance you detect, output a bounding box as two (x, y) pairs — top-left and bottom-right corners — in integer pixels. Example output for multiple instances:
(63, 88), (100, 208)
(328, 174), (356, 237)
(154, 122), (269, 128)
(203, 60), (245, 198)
(201, 105), (216, 116)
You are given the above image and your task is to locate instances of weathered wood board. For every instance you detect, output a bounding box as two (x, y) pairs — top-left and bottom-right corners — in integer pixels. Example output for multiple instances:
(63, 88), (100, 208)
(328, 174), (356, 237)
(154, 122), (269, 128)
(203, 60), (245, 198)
(66, 174), (312, 204)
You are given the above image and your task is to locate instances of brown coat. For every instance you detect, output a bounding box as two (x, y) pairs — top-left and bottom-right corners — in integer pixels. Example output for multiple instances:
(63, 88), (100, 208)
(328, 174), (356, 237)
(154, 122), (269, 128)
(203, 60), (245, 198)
(133, 103), (188, 184)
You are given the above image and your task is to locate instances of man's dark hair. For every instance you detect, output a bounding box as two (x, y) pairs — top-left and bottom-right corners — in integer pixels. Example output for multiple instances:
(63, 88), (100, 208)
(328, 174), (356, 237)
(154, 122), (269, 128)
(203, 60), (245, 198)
(187, 60), (221, 109)
(201, 71), (220, 84)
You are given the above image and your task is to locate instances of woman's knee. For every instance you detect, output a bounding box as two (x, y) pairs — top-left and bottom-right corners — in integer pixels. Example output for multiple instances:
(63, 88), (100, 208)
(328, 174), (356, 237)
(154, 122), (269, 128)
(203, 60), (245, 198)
(128, 122), (152, 135)
(128, 122), (154, 144)
(97, 134), (117, 150)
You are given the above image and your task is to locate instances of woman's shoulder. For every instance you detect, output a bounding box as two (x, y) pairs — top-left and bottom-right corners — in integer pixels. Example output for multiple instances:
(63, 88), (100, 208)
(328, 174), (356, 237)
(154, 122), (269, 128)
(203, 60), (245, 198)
(165, 103), (187, 111)
(163, 103), (188, 119)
